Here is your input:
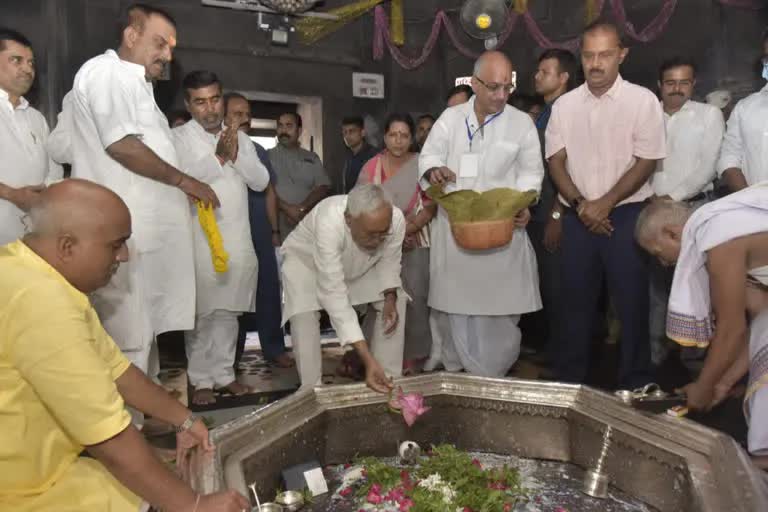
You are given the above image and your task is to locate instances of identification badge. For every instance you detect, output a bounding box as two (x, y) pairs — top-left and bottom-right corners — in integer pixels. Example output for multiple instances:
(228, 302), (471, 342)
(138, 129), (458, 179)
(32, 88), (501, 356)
(459, 153), (479, 179)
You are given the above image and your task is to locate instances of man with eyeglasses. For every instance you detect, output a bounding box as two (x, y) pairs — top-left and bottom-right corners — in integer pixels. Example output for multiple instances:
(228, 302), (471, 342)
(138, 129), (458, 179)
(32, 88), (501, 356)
(717, 29), (768, 192)
(280, 184), (406, 392)
(647, 56), (724, 367)
(545, 22), (666, 388)
(419, 51), (544, 378)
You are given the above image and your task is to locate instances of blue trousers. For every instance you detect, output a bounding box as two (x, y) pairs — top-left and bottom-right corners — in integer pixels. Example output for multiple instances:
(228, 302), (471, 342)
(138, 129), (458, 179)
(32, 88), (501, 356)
(236, 192), (286, 363)
(553, 202), (652, 389)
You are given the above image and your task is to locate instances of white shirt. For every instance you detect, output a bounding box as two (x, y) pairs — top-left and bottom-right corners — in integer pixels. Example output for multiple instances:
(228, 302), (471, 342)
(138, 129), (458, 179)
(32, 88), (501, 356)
(46, 91), (74, 165)
(173, 119), (270, 316)
(0, 90), (63, 244)
(717, 83), (768, 185)
(419, 97), (544, 315)
(69, 49), (195, 337)
(280, 195), (405, 345)
(652, 100), (724, 200)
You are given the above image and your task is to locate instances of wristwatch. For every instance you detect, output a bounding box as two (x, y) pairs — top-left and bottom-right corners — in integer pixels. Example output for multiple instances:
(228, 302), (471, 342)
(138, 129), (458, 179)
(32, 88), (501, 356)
(175, 414), (198, 433)
(551, 210), (562, 220)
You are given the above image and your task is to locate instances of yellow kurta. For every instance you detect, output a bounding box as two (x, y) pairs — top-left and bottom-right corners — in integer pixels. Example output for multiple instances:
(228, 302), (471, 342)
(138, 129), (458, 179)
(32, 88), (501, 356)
(0, 240), (141, 511)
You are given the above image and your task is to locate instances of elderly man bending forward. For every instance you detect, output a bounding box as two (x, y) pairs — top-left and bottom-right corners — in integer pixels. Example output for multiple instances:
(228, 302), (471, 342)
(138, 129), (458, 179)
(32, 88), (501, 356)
(635, 183), (768, 467)
(281, 184), (406, 392)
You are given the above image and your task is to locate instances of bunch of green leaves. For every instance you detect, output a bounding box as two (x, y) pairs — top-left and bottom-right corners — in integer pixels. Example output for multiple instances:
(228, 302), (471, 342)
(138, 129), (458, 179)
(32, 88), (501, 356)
(426, 186), (538, 223)
(355, 456), (409, 496)
(415, 445), (525, 511)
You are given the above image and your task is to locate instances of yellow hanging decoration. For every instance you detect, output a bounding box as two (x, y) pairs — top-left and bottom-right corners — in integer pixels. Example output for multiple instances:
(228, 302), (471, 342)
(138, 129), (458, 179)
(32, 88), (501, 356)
(196, 201), (229, 273)
(586, 0), (599, 24)
(296, 0), (384, 46)
(390, 0), (405, 46)
(513, 0), (528, 14)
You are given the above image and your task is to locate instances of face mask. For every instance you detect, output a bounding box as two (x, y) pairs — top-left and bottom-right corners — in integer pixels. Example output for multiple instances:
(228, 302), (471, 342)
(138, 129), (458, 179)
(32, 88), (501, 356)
(763, 61), (768, 81)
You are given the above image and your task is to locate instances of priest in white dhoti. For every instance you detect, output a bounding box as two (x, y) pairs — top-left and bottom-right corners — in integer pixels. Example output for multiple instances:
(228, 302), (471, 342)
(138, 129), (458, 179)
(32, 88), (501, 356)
(281, 184), (406, 392)
(0, 29), (63, 245)
(418, 51), (544, 377)
(173, 71), (270, 406)
(67, 5), (219, 380)
(634, 184), (768, 465)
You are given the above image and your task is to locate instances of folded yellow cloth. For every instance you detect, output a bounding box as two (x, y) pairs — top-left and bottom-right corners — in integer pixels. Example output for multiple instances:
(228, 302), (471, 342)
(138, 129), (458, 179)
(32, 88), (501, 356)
(196, 202), (228, 273)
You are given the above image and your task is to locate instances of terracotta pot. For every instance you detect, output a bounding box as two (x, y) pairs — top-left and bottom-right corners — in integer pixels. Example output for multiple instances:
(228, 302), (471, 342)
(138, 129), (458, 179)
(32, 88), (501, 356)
(450, 218), (515, 250)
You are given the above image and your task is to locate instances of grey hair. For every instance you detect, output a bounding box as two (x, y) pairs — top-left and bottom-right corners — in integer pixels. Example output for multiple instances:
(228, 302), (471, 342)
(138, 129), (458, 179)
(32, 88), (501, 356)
(634, 199), (692, 243)
(473, 57), (484, 77)
(346, 184), (392, 217)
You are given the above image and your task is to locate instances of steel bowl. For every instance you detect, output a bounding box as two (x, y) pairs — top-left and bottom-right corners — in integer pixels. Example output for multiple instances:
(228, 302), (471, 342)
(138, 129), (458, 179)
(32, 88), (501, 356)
(275, 490), (304, 511)
(252, 503), (284, 512)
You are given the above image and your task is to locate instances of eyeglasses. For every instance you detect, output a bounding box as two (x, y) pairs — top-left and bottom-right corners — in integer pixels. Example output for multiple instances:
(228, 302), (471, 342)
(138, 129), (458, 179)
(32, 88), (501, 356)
(474, 76), (515, 95)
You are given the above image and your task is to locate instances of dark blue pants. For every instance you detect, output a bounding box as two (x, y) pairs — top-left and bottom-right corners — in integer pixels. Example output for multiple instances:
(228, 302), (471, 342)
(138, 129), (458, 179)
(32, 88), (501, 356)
(554, 202), (652, 389)
(236, 193), (286, 363)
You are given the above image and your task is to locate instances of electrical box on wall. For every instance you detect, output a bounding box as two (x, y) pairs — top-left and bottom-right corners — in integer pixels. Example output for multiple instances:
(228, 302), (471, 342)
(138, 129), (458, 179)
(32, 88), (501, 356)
(352, 73), (385, 99)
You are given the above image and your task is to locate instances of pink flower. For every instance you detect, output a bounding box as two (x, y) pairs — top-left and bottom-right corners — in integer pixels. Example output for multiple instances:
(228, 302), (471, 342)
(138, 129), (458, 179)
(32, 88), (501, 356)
(339, 487), (352, 497)
(366, 490), (383, 504)
(392, 387), (431, 427)
(471, 458), (482, 469)
(399, 497), (414, 511)
(370, 483), (382, 495)
(554, 508), (569, 512)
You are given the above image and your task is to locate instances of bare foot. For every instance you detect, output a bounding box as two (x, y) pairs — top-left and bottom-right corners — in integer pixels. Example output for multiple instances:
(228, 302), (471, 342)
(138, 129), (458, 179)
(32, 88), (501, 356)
(270, 353), (295, 368)
(218, 380), (252, 396)
(191, 387), (216, 406)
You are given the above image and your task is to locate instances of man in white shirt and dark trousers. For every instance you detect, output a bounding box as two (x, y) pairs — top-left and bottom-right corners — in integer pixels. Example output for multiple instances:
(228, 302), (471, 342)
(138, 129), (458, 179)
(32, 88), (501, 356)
(717, 30), (768, 192)
(173, 71), (270, 406)
(649, 56), (725, 366)
(0, 28), (63, 245)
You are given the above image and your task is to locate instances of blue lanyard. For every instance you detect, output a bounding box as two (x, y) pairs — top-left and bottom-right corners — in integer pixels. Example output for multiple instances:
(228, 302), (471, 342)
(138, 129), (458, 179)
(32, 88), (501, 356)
(465, 111), (502, 150)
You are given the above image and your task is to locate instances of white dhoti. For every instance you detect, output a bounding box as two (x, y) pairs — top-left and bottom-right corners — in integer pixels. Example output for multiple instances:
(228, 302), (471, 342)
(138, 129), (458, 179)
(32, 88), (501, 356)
(427, 310), (521, 377)
(747, 310), (768, 456)
(290, 296), (406, 388)
(185, 310), (240, 389)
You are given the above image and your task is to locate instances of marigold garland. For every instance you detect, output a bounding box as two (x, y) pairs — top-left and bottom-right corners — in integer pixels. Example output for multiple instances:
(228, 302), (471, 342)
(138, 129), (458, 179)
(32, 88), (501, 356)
(196, 201), (228, 273)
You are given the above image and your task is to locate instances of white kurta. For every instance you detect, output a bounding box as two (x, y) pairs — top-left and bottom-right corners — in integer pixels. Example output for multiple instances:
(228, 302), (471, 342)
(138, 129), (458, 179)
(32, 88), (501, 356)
(717, 83), (768, 185)
(172, 119), (270, 316)
(69, 49), (195, 358)
(46, 90), (74, 165)
(418, 97), (544, 315)
(651, 100), (724, 201)
(280, 195), (406, 345)
(0, 90), (63, 244)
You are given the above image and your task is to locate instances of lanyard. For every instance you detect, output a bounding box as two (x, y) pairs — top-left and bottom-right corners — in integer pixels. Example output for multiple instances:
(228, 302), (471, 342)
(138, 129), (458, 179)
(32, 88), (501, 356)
(465, 111), (502, 150)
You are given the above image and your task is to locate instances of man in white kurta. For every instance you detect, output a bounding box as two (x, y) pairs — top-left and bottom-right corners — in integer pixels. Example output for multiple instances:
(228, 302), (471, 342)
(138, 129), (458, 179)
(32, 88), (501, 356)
(717, 36), (768, 192)
(67, 6), (218, 379)
(419, 51), (544, 378)
(281, 185), (406, 391)
(0, 30), (63, 244)
(173, 71), (270, 405)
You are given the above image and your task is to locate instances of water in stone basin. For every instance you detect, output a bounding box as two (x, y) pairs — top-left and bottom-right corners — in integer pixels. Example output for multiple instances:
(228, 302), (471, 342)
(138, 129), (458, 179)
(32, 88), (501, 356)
(301, 452), (656, 512)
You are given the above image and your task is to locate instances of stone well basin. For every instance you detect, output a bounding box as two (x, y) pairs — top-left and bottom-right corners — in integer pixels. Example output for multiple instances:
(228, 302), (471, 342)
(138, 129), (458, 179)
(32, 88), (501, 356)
(185, 374), (768, 511)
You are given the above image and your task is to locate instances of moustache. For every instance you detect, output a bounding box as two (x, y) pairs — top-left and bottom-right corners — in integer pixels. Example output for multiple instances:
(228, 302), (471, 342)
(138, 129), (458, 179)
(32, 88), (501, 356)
(668, 92), (685, 96)
(277, 134), (290, 139)
(588, 69), (604, 75)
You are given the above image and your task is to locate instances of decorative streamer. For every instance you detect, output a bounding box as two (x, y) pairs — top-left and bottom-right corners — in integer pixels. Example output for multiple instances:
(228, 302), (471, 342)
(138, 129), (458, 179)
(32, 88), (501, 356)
(372, 0), (683, 69)
(390, 0), (405, 46)
(196, 202), (228, 273)
(295, 0), (383, 45)
(513, 0), (528, 14)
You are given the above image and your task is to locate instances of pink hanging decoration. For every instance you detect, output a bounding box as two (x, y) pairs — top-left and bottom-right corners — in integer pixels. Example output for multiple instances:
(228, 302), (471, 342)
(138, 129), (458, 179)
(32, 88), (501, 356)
(373, 0), (681, 69)
(610, 0), (678, 43)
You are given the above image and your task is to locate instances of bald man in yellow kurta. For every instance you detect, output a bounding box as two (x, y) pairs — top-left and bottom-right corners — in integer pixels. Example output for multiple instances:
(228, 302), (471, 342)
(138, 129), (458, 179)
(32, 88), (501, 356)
(0, 178), (250, 512)
(0, 240), (142, 511)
